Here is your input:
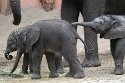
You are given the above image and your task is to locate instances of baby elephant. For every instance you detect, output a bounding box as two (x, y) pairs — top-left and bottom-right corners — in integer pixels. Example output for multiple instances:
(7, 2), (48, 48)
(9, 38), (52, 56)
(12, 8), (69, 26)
(4, 19), (85, 79)
(72, 15), (125, 75)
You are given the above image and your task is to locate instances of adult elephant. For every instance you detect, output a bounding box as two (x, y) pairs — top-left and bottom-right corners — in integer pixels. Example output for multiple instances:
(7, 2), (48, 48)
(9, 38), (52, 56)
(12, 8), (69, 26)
(61, 0), (125, 67)
(61, 0), (105, 67)
(9, 0), (21, 25)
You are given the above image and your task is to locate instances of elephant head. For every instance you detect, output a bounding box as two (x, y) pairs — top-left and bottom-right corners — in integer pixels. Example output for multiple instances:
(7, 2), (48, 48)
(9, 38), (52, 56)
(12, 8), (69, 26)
(5, 30), (18, 60)
(9, 0), (21, 25)
(5, 26), (40, 73)
(72, 15), (125, 39)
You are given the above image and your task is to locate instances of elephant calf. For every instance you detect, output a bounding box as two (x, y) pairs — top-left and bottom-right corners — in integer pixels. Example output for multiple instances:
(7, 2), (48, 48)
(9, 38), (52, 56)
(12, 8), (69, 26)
(5, 19), (85, 79)
(72, 15), (125, 75)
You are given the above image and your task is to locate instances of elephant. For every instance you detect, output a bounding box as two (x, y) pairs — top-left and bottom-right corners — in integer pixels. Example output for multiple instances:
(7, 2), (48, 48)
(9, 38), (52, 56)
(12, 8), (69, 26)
(4, 19), (86, 79)
(61, 0), (125, 67)
(9, 0), (59, 74)
(72, 15), (125, 75)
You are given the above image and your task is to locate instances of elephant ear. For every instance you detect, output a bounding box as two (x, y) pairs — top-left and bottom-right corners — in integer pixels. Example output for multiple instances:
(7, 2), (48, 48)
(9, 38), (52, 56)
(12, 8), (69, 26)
(101, 21), (125, 39)
(24, 26), (40, 53)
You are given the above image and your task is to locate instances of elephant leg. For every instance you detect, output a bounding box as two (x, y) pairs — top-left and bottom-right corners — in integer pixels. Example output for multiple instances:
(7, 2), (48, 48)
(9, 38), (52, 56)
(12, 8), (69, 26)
(21, 53), (29, 74)
(112, 38), (125, 75)
(55, 53), (65, 74)
(29, 54), (33, 74)
(81, 0), (103, 67)
(61, 0), (79, 24)
(9, 0), (21, 25)
(31, 45), (44, 79)
(61, 0), (79, 67)
(62, 42), (85, 78)
(110, 39), (117, 60)
(45, 52), (59, 78)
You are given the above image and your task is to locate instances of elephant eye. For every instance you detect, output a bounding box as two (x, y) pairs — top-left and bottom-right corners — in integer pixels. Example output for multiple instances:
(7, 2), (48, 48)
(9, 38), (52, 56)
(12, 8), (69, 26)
(8, 42), (11, 46)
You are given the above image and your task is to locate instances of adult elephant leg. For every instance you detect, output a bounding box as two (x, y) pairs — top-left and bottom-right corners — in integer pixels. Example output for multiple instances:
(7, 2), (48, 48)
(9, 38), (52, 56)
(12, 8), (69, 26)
(9, 0), (21, 25)
(81, 0), (104, 67)
(61, 0), (79, 67)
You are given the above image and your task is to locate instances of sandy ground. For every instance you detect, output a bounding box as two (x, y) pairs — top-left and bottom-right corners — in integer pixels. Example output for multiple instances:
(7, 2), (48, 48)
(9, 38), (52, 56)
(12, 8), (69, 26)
(0, 8), (125, 83)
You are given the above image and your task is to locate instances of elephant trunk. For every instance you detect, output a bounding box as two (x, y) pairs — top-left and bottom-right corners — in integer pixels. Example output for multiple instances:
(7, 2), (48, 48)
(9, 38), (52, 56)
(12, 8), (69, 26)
(4, 51), (13, 60)
(10, 53), (22, 73)
(9, 0), (21, 25)
(72, 22), (95, 28)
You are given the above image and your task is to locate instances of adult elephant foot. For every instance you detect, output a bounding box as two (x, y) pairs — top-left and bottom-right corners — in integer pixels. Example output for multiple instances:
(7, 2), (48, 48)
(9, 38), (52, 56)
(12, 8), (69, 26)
(82, 54), (101, 67)
(112, 65), (124, 75)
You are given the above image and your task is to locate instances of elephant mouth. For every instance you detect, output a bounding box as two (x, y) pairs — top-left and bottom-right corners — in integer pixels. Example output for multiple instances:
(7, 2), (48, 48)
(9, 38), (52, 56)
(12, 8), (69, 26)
(91, 28), (100, 34)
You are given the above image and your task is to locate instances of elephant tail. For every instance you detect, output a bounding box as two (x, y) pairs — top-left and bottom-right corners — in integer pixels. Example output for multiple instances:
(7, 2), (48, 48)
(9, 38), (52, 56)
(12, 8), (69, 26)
(76, 36), (88, 53)
(70, 25), (88, 53)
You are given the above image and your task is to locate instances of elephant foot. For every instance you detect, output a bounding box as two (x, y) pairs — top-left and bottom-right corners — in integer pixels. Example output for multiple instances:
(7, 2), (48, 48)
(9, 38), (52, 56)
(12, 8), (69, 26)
(65, 71), (75, 78)
(29, 70), (33, 74)
(65, 71), (85, 79)
(57, 68), (65, 74)
(82, 55), (101, 67)
(31, 74), (41, 79)
(74, 71), (85, 79)
(20, 70), (28, 75)
(112, 65), (124, 75)
(49, 72), (59, 78)
(62, 59), (69, 67)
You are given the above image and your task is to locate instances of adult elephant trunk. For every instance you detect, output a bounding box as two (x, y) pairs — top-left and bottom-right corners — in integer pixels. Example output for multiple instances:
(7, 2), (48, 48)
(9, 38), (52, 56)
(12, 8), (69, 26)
(9, 0), (21, 25)
(72, 22), (95, 28)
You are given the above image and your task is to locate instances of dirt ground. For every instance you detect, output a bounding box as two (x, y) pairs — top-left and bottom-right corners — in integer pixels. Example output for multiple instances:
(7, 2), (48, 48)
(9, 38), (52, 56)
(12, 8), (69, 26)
(0, 8), (125, 83)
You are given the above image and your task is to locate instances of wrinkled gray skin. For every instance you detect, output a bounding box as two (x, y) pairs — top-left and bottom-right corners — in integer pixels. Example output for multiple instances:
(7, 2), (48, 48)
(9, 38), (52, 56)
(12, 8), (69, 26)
(62, 0), (125, 67)
(72, 15), (125, 75)
(9, 0), (21, 25)
(10, 0), (125, 68)
(5, 19), (85, 79)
